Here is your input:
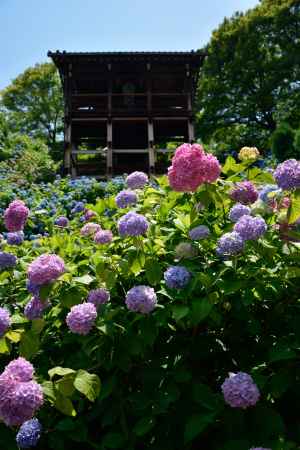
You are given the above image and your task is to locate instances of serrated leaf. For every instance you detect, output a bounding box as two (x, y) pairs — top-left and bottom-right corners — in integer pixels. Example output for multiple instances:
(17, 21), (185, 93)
(73, 274), (94, 285)
(48, 367), (76, 379)
(56, 374), (75, 397)
(74, 369), (101, 402)
(54, 390), (76, 416)
(42, 381), (56, 402)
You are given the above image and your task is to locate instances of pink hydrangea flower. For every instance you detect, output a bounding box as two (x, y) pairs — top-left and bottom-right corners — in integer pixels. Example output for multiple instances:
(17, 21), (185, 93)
(94, 230), (113, 244)
(4, 200), (29, 232)
(168, 143), (221, 192)
(80, 223), (101, 236)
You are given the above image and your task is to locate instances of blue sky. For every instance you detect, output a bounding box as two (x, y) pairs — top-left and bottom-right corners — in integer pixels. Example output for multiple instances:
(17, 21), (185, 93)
(0, 0), (258, 90)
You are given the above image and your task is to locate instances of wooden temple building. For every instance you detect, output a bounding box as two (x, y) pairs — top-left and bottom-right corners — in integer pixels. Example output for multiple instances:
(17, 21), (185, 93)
(48, 50), (205, 177)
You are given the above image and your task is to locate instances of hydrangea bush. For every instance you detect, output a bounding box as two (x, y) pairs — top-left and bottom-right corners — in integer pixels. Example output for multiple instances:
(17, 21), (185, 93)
(0, 149), (299, 449)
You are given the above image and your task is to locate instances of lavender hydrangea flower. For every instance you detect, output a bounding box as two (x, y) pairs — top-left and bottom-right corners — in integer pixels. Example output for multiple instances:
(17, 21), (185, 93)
(126, 171), (148, 189)
(118, 212), (149, 237)
(221, 372), (260, 409)
(24, 297), (49, 320)
(27, 254), (65, 286)
(0, 307), (10, 336)
(26, 280), (40, 297)
(84, 209), (97, 221)
(4, 200), (29, 232)
(87, 288), (110, 308)
(216, 232), (245, 256)
(188, 225), (210, 240)
(0, 252), (17, 270)
(54, 216), (69, 227)
(80, 223), (101, 236)
(16, 418), (42, 448)
(230, 181), (258, 205)
(4, 357), (34, 382)
(175, 242), (197, 259)
(234, 215), (267, 240)
(164, 266), (191, 289)
(125, 285), (157, 314)
(229, 204), (251, 222)
(66, 303), (97, 335)
(115, 190), (137, 209)
(274, 159), (300, 190)
(94, 230), (113, 244)
(6, 231), (24, 245)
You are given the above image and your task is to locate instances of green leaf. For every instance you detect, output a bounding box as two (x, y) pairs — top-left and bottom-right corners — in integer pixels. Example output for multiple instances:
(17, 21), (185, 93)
(145, 259), (162, 285)
(40, 283), (53, 301)
(5, 330), (22, 343)
(73, 274), (94, 285)
(133, 416), (156, 436)
(42, 381), (56, 402)
(48, 367), (76, 379)
(288, 189), (300, 224)
(190, 298), (213, 325)
(269, 345), (297, 362)
(184, 413), (215, 443)
(19, 331), (39, 359)
(56, 374), (76, 397)
(0, 337), (10, 354)
(74, 369), (101, 402)
(54, 390), (76, 416)
(102, 432), (125, 449)
(172, 305), (189, 322)
(31, 318), (45, 334)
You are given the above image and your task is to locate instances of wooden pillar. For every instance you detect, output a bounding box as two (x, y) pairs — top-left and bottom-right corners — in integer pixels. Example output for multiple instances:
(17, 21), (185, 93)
(64, 121), (71, 171)
(148, 119), (155, 174)
(71, 144), (77, 178)
(188, 119), (195, 143)
(107, 120), (113, 178)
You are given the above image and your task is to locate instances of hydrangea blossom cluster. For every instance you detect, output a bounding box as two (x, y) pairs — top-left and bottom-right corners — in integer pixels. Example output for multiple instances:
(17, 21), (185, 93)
(4, 200), (29, 232)
(66, 303), (97, 335)
(27, 254), (65, 287)
(216, 232), (245, 256)
(115, 190), (138, 208)
(7, 231), (24, 245)
(125, 285), (157, 314)
(175, 242), (197, 259)
(221, 372), (260, 409)
(229, 204), (251, 222)
(118, 212), (149, 237)
(0, 307), (11, 336)
(164, 266), (191, 289)
(234, 215), (267, 240)
(0, 252), (17, 270)
(24, 297), (49, 320)
(126, 171), (148, 189)
(238, 146), (260, 161)
(258, 184), (278, 203)
(87, 288), (110, 308)
(71, 201), (85, 214)
(54, 216), (69, 227)
(168, 143), (221, 192)
(0, 357), (43, 426)
(189, 225), (210, 240)
(80, 222), (101, 236)
(16, 418), (42, 449)
(94, 229), (113, 244)
(230, 181), (258, 205)
(274, 159), (300, 190)
(84, 209), (97, 221)
(26, 280), (40, 297)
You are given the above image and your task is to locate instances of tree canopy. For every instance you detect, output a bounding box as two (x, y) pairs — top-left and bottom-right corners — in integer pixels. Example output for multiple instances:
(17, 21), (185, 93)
(0, 63), (63, 147)
(197, 0), (300, 152)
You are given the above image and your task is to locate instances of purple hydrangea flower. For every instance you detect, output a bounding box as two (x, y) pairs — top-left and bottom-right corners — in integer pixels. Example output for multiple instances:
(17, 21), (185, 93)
(27, 254), (65, 286)
(24, 297), (49, 320)
(221, 372), (260, 409)
(118, 212), (149, 237)
(87, 288), (110, 308)
(274, 159), (300, 190)
(164, 266), (191, 289)
(188, 225), (210, 240)
(16, 418), (42, 449)
(84, 209), (97, 221)
(0, 307), (10, 336)
(80, 223), (101, 236)
(26, 280), (40, 297)
(125, 285), (157, 314)
(6, 231), (24, 245)
(4, 200), (29, 232)
(4, 357), (34, 382)
(230, 181), (258, 205)
(234, 215), (267, 240)
(0, 252), (17, 270)
(54, 216), (69, 227)
(66, 303), (97, 335)
(126, 171), (148, 189)
(258, 184), (278, 203)
(94, 230), (113, 244)
(229, 204), (251, 222)
(216, 232), (245, 256)
(115, 190), (138, 209)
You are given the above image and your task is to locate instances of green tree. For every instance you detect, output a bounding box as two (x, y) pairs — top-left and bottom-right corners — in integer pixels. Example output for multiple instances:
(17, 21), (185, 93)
(0, 62), (63, 148)
(197, 0), (300, 151)
(270, 122), (295, 161)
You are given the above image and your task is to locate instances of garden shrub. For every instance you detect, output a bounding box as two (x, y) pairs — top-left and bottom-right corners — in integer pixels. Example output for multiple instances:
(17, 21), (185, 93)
(271, 123), (295, 162)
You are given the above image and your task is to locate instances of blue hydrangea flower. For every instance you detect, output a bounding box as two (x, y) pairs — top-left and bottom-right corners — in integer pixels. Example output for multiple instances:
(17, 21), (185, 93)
(216, 232), (244, 256)
(115, 190), (137, 209)
(234, 215), (267, 241)
(164, 266), (191, 289)
(0, 252), (17, 270)
(118, 212), (149, 237)
(258, 185), (278, 203)
(16, 418), (42, 448)
(274, 159), (300, 190)
(229, 204), (251, 222)
(6, 231), (24, 245)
